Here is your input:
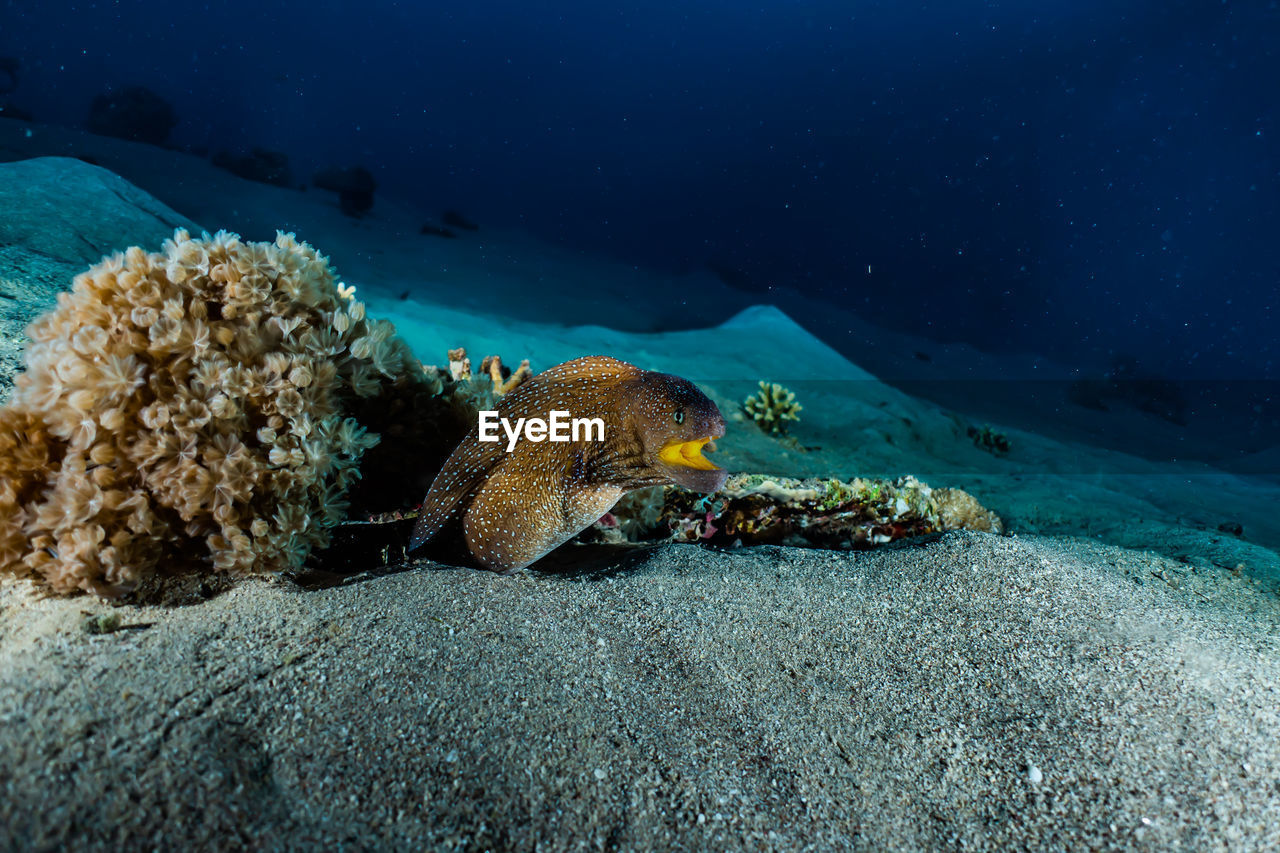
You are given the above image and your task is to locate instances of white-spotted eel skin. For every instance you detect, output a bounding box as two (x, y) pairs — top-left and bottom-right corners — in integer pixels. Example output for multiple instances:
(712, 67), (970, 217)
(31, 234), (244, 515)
(408, 356), (727, 573)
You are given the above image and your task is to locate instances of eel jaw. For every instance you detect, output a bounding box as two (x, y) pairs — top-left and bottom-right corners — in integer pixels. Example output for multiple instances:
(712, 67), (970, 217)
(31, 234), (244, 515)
(657, 436), (720, 471)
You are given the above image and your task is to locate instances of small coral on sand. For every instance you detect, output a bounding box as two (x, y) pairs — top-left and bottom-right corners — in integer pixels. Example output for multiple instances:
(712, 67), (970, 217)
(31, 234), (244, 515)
(967, 423), (1012, 454)
(434, 346), (532, 418)
(743, 381), (802, 435)
(0, 229), (429, 595)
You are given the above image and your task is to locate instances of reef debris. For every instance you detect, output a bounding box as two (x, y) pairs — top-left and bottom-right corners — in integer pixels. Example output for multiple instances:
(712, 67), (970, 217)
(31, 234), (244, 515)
(743, 380), (802, 435)
(602, 472), (1003, 550)
(967, 423), (1011, 454)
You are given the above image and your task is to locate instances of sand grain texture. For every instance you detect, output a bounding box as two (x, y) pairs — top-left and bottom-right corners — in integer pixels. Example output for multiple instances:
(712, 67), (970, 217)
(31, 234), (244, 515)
(2, 532), (1278, 851)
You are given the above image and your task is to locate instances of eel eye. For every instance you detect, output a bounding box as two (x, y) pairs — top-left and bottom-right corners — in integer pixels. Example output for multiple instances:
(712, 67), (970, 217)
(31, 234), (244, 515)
(673, 410), (685, 425)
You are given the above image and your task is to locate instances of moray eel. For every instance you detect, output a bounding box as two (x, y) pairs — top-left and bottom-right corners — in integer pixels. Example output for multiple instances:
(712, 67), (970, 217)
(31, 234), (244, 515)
(408, 356), (727, 573)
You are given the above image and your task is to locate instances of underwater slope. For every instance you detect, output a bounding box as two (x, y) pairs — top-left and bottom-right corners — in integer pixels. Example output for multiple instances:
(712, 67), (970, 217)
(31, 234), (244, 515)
(3, 116), (1273, 474)
(0, 156), (200, 401)
(0, 117), (734, 332)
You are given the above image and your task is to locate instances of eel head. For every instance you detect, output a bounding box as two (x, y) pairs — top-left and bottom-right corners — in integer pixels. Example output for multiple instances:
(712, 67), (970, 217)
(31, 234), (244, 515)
(631, 372), (728, 493)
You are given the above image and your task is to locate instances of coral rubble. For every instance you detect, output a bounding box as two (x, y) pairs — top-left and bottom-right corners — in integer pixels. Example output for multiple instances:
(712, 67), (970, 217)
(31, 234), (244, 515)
(604, 472), (1002, 550)
(743, 380), (802, 435)
(0, 229), (431, 595)
(967, 423), (1011, 454)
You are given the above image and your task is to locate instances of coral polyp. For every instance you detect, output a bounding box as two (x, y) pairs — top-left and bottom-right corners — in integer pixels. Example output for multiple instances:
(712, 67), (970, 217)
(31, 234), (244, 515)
(0, 229), (429, 595)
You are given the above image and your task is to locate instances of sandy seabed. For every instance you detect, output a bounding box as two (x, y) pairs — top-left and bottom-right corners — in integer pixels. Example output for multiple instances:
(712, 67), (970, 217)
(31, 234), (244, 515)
(2, 532), (1279, 850)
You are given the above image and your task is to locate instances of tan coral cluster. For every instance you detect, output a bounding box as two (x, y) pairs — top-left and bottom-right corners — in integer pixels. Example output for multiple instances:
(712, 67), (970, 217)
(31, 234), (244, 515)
(0, 229), (426, 595)
(436, 346), (532, 416)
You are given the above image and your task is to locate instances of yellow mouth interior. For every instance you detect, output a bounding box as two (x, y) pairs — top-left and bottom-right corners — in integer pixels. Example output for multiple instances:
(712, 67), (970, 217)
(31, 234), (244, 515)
(658, 437), (720, 471)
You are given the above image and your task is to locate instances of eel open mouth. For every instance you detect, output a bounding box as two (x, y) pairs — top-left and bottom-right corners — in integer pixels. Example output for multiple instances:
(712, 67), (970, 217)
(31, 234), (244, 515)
(658, 437), (720, 471)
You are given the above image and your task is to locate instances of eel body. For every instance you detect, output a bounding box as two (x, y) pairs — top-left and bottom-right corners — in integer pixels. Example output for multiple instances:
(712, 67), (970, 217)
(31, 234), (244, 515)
(408, 356), (727, 572)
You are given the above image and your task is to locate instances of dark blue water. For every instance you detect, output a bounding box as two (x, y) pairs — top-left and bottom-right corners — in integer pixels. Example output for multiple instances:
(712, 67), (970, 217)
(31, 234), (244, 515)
(1, 0), (1276, 385)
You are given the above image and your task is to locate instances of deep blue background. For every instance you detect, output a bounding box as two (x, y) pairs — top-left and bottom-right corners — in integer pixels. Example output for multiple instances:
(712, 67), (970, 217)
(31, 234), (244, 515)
(2, 0), (1277, 380)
